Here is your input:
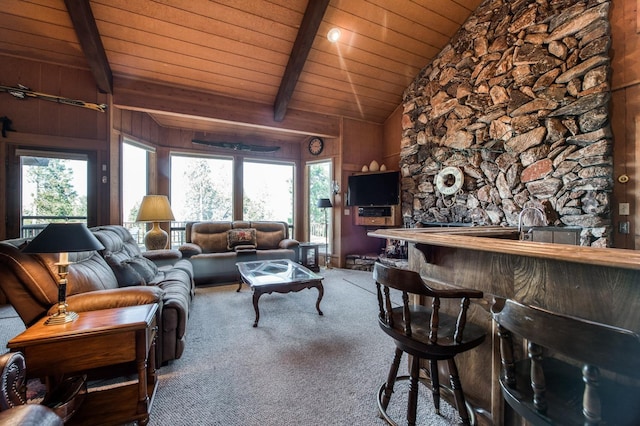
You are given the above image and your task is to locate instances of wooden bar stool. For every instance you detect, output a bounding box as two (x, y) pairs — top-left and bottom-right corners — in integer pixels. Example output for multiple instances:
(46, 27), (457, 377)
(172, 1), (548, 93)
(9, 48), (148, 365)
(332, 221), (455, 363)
(373, 262), (486, 425)
(492, 298), (640, 425)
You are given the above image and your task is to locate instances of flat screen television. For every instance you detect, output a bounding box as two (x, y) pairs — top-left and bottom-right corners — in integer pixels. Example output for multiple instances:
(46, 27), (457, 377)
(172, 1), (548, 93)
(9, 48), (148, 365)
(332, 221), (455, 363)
(347, 171), (400, 206)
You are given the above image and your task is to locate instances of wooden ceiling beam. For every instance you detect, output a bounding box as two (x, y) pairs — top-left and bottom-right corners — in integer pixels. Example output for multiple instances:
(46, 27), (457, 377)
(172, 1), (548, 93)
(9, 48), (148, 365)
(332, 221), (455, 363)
(113, 77), (340, 138)
(273, 0), (330, 122)
(64, 0), (113, 93)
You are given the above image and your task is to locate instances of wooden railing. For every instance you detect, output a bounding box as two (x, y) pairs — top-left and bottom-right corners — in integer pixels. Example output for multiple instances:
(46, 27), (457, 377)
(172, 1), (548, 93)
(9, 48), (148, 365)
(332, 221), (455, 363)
(123, 221), (187, 248)
(23, 218), (305, 250)
(21, 216), (87, 238)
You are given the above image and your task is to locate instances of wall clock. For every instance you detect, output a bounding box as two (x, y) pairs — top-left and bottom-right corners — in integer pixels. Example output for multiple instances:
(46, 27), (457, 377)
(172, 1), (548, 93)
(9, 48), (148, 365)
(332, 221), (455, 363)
(308, 137), (324, 156)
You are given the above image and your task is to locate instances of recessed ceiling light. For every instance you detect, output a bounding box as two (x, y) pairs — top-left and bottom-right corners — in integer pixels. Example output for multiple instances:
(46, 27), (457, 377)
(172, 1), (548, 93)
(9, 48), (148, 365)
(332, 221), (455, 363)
(327, 28), (341, 43)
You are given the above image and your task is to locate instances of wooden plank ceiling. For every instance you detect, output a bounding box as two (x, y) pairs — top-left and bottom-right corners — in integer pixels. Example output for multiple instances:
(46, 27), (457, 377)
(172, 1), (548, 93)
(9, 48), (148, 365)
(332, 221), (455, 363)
(1, 0), (482, 145)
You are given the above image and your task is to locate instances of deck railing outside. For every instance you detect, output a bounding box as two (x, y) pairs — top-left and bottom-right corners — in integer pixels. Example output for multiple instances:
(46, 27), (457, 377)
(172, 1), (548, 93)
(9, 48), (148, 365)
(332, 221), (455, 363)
(23, 217), (314, 251)
(21, 216), (87, 238)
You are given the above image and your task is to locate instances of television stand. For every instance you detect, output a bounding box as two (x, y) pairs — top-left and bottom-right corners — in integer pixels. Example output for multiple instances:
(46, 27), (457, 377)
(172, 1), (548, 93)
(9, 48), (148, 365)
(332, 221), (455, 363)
(354, 205), (400, 226)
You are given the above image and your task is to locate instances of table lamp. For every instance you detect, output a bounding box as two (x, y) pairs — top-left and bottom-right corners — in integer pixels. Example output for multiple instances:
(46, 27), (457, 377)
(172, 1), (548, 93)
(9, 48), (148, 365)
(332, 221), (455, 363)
(317, 198), (332, 267)
(136, 194), (175, 250)
(22, 222), (105, 325)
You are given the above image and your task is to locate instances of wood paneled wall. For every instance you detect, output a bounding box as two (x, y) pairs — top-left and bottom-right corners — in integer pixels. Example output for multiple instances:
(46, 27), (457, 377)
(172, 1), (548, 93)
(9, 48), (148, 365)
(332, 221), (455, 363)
(382, 105), (402, 174)
(0, 56), (111, 236)
(0, 57), (108, 140)
(605, 0), (639, 249)
(339, 117), (386, 261)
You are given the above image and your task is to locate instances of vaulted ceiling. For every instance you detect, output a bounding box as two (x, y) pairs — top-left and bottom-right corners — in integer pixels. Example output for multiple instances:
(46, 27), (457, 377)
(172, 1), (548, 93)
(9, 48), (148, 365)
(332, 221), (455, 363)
(2, 0), (482, 144)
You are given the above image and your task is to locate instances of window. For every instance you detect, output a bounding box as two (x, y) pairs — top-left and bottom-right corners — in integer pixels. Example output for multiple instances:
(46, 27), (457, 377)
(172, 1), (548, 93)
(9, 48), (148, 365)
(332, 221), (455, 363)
(307, 161), (332, 254)
(18, 150), (88, 238)
(122, 141), (152, 245)
(243, 160), (294, 225)
(170, 154), (233, 221)
(122, 141), (150, 224)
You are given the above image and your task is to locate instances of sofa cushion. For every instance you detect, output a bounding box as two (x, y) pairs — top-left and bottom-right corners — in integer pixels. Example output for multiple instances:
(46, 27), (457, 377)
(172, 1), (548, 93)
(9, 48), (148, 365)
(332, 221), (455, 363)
(66, 251), (120, 295)
(92, 225), (142, 261)
(190, 222), (232, 253)
(227, 228), (256, 250)
(104, 254), (146, 287)
(250, 221), (288, 249)
(123, 256), (159, 283)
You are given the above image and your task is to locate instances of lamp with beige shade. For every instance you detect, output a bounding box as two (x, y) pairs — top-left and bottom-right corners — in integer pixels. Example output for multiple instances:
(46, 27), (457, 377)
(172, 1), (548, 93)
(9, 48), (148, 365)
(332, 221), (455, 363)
(136, 195), (175, 250)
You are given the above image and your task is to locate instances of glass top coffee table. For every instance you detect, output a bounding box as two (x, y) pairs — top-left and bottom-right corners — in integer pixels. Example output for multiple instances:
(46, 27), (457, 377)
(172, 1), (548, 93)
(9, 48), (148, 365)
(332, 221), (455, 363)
(236, 259), (324, 327)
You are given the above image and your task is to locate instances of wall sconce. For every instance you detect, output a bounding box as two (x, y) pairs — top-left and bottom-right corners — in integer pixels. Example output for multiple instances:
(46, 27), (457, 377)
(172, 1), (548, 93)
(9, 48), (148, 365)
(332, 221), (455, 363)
(332, 180), (340, 195)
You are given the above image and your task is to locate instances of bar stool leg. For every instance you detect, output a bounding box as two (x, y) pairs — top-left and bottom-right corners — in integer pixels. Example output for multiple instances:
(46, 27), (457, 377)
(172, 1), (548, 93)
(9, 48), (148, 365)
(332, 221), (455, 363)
(381, 347), (403, 410)
(447, 358), (471, 426)
(429, 359), (441, 414)
(407, 355), (420, 426)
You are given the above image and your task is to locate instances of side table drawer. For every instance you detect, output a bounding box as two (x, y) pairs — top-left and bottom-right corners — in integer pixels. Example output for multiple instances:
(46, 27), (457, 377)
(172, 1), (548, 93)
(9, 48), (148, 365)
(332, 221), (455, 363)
(23, 331), (138, 377)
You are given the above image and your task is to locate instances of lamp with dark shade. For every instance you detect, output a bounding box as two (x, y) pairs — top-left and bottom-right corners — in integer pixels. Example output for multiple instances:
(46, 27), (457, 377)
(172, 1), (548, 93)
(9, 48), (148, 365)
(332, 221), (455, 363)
(22, 222), (105, 325)
(317, 198), (332, 268)
(136, 195), (175, 250)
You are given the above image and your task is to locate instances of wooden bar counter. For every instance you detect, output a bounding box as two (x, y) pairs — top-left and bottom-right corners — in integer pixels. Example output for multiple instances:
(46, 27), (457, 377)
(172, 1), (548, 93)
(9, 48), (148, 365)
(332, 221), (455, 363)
(368, 226), (640, 426)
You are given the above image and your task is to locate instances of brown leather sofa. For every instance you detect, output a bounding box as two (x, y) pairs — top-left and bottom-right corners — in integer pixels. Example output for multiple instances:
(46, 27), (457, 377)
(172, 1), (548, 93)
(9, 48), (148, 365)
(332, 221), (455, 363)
(91, 225), (194, 364)
(0, 225), (194, 365)
(179, 221), (299, 285)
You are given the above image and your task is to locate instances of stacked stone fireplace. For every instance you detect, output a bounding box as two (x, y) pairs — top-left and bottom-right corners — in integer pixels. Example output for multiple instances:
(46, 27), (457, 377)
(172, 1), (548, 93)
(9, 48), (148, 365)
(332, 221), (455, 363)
(400, 0), (613, 246)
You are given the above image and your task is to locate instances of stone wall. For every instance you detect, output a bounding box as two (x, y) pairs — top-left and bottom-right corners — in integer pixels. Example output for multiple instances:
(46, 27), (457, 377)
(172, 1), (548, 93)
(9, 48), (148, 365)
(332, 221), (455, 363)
(400, 0), (612, 246)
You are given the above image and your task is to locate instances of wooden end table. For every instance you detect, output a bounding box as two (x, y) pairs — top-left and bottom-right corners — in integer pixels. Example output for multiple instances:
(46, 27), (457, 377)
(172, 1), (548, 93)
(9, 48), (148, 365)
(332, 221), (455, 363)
(7, 303), (159, 426)
(298, 243), (320, 272)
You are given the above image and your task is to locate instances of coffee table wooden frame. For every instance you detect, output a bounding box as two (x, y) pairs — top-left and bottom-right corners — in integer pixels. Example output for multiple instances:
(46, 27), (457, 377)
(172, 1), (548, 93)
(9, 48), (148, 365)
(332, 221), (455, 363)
(236, 259), (324, 327)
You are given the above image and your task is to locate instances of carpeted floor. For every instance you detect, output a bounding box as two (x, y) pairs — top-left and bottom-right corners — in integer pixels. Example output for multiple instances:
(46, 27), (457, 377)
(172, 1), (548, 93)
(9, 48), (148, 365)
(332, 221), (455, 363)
(1, 268), (462, 425)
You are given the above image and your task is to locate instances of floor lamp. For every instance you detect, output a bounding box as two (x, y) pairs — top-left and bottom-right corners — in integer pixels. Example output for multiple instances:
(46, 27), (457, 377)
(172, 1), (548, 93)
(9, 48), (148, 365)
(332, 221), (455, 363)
(317, 198), (332, 268)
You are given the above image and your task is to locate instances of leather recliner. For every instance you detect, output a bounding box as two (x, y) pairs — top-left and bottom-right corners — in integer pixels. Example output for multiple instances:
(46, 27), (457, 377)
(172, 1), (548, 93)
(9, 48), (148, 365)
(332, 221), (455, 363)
(0, 225), (194, 365)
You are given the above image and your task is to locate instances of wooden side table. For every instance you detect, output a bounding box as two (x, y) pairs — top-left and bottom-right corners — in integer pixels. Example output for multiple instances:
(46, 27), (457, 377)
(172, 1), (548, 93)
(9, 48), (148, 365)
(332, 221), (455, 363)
(7, 304), (159, 426)
(299, 242), (320, 272)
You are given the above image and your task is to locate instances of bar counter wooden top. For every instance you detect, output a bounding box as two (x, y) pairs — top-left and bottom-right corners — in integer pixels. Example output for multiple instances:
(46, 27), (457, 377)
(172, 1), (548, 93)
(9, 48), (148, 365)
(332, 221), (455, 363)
(368, 226), (640, 270)
(367, 226), (640, 426)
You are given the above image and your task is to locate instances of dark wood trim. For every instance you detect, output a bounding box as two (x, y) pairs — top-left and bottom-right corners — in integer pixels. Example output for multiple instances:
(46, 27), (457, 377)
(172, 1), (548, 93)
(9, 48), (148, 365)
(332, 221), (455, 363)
(64, 0), (113, 93)
(273, 0), (330, 122)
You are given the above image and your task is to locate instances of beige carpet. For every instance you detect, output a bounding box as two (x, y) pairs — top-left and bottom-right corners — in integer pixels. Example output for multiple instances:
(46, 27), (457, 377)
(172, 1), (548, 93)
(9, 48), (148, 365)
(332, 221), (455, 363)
(148, 268), (461, 425)
(1, 268), (463, 425)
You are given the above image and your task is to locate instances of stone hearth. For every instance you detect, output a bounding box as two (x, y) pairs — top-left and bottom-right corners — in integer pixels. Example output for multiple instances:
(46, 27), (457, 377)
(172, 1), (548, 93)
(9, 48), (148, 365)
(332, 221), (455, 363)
(345, 254), (409, 272)
(345, 254), (378, 271)
(400, 0), (613, 247)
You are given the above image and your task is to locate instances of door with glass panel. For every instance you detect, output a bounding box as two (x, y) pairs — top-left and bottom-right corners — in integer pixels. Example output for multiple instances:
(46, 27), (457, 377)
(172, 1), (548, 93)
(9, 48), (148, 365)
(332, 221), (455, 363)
(8, 148), (93, 238)
(122, 141), (150, 246)
(307, 161), (332, 260)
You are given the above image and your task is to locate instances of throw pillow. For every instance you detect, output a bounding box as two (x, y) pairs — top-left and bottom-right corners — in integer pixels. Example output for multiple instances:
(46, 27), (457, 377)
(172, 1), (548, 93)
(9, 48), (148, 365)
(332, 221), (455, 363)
(123, 256), (159, 284)
(227, 228), (256, 250)
(104, 254), (146, 287)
